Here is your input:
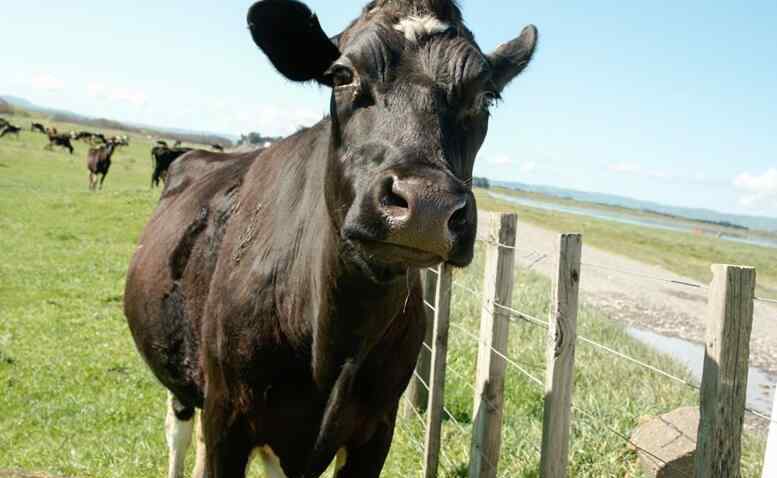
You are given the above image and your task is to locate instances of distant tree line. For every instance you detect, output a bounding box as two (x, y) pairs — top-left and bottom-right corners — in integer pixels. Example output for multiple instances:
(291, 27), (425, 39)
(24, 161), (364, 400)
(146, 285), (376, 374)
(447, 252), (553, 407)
(472, 177), (491, 189)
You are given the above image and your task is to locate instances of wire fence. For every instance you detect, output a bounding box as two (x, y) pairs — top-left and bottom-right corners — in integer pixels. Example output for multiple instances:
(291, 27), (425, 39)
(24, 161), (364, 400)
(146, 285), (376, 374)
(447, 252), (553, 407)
(399, 211), (774, 478)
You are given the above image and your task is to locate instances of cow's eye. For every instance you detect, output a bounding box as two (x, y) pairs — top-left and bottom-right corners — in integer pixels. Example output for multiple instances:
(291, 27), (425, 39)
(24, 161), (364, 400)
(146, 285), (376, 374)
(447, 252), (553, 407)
(329, 66), (355, 88)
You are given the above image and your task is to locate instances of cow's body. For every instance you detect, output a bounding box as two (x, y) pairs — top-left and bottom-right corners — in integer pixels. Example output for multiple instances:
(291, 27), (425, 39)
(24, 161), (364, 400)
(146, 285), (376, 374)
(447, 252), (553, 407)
(45, 129), (74, 154)
(0, 124), (21, 139)
(125, 1), (538, 477)
(87, 142), (117, 190)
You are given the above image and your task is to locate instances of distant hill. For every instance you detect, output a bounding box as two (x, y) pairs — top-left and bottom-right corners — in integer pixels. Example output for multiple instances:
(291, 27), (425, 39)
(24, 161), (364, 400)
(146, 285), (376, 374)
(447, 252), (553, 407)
(0, 95), (234, 146)
(494, 180), (777, 232)
(0, 98), (12, 114)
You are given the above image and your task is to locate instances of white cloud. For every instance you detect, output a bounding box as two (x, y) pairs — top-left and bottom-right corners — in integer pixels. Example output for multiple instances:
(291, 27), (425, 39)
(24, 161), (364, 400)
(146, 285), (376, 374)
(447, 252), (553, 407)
(733, 168), (777, 209)
(608, 162), (669, 179)
(519, 161), (537, 174)
(87, 81), (147, 107)
(488, 154), (513, 166)
(486, 154), (537, 174)
(29, 73), (65, 92)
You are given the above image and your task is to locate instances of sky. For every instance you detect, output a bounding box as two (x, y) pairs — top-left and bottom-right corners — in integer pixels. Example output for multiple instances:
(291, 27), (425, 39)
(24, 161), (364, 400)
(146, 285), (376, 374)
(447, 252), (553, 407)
(1, 1), (776, 217)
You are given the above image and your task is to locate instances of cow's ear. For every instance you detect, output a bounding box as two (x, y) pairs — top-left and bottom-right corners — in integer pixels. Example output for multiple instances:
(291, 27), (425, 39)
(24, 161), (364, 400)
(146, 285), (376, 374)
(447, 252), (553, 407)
(488, 25), (538, 92)
(248, 0), (341, 85)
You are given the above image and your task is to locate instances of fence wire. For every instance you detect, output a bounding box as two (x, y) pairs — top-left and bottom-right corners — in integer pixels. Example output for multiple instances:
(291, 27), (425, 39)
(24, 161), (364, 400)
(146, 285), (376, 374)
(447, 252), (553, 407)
(417, 236), (775, 477)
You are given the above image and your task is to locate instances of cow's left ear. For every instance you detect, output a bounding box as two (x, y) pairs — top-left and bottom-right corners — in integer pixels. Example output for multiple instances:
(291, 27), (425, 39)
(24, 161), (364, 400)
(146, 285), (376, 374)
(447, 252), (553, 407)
(488, 25), (539, 92)
(248, 0), (341, 85)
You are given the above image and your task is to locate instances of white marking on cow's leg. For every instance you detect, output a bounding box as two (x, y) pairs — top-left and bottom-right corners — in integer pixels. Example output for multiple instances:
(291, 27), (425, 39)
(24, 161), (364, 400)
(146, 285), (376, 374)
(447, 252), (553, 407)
(335, 447), (348, 473)
(258, 446), (288, 478)
(191, 411), (207, 478)
(165, 393), (194, 478)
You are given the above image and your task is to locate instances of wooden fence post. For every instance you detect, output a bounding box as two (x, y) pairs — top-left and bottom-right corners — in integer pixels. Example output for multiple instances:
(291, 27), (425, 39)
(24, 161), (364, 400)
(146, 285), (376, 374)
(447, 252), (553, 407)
(540, 234), (582, 478)
(423, 263), (453, 478)
(468, 212), (517, 478)
(404, 268), (437, 418)
(694, 264), (756, 478)
(763, 389), (777, 478)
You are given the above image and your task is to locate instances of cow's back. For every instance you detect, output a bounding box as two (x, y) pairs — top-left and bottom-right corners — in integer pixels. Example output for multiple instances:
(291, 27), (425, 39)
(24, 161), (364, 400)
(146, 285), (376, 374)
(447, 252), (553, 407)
(124, 150), (257, 406)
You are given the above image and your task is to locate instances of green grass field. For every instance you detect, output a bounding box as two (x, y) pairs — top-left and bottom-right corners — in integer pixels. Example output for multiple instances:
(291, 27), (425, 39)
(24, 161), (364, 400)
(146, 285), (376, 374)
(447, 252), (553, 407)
(0, 117), (766, 477)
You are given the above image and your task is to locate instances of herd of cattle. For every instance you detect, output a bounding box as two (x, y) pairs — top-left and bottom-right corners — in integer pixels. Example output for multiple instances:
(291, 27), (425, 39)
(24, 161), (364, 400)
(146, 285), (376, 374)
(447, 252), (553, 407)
(0, 117), (227, 190)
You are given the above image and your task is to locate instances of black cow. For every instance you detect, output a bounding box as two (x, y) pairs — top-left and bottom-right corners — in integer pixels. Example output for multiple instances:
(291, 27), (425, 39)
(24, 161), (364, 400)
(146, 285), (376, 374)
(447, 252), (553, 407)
(31, 122), (47, 134)
(150, 145), (193, 188)
(124, 1), (538, 477)
(0, 124), (22, 139)
(45, 128), (74, 154)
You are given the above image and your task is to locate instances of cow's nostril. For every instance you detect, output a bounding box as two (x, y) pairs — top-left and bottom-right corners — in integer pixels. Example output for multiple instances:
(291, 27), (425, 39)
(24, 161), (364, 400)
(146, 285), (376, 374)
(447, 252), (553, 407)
(448, 203), (468, 230)
(382, 189), (409, 209)
(381, 176), (410, 211)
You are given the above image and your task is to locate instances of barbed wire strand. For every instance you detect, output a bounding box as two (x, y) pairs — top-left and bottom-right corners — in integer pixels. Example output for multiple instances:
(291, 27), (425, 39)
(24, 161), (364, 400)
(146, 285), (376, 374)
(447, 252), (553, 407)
(581, 262), (706, 290)
(401, 396), (459, 474)
(449, 322), (544, 387)
(451, 280), (549, 330)
(423, 300), (437, 313)
(756, 296), (777, 305)
(412, 370), (469, 436)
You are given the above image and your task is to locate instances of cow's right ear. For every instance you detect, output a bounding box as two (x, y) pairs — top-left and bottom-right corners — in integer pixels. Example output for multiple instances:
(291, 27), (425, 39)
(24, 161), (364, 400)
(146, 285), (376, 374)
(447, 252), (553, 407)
(248, 0), (341, 85)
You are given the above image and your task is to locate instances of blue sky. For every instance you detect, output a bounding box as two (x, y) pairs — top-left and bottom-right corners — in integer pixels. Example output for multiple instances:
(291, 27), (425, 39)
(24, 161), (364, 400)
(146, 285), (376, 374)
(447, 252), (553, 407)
(2, 1), (775, 217)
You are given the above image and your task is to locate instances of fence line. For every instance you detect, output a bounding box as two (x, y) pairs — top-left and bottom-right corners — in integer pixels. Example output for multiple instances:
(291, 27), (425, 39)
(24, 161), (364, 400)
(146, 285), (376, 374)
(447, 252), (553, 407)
(402, 211), (771, 478)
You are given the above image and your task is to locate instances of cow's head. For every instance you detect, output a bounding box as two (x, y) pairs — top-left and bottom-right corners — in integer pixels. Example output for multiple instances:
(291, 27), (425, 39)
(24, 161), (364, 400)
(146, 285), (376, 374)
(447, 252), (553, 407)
(249, 0), (537, 277)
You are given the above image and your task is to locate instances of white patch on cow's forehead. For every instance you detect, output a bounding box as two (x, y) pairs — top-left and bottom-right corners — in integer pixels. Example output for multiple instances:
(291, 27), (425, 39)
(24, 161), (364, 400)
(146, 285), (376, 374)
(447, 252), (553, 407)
(394, 15), (450, 43)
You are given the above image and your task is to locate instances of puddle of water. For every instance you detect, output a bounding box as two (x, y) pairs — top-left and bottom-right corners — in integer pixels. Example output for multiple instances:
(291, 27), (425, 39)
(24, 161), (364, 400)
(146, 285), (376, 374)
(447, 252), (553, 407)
(627, 326), (776, 415)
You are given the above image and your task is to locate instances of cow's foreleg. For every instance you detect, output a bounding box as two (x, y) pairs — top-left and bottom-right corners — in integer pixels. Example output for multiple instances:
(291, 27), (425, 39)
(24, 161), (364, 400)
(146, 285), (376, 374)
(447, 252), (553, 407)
(192, 411), (207, 478)
(203, 397), (253, 478)
(333, 406), (398, 478)
(166, 392), (195, 478)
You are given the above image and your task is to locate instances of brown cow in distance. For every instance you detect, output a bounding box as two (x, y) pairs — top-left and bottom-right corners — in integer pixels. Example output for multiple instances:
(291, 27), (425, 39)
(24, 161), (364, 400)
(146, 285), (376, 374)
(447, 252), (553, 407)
(124, 1), (538, 477)
(87, 140), (119, 190)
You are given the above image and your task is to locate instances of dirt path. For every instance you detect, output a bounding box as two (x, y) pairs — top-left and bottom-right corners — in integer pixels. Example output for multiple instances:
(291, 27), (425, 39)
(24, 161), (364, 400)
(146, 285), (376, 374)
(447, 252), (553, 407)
(516, 220), (777, 374)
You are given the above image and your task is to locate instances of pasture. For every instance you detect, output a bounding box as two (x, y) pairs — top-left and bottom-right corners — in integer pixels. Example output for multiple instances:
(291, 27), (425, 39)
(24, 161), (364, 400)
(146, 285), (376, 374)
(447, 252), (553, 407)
(0, 121), (766, 477)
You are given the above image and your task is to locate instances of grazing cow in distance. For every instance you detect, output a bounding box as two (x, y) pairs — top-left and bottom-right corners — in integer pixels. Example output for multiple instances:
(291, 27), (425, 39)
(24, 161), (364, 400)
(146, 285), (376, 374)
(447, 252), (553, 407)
(211, 143), (224, 152)
(0, 124), (22, 139)
(45, 128), (74, 154)
(31, 122), (47, 134)
(87, 140), (120, 190)
(150, 145), (192, 188)
(124, 1), (538, 477)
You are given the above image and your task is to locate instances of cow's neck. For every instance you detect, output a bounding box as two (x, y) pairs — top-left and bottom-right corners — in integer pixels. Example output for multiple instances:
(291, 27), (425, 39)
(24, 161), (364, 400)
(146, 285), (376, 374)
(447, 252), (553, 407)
(269, 121), (413, 389)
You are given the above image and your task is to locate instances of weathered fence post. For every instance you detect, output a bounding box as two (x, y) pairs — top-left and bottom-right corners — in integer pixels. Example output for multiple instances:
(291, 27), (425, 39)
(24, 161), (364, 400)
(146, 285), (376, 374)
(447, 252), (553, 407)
(423, 263), (453, 478)
(694, 264), (756, 478)
(468, 212), (517, 478)
(404, 268), (437, 418)
(763, 389), (777, 478)
(540, 234), (582, 478)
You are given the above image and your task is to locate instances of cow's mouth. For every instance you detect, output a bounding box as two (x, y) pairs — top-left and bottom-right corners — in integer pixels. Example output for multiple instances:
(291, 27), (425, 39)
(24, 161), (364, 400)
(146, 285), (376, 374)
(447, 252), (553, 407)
(357, 239), (445, 268)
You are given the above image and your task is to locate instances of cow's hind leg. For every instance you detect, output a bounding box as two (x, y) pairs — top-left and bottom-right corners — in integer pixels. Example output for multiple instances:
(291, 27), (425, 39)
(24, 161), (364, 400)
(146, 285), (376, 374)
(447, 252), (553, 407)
(166, 392), (195, 478)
